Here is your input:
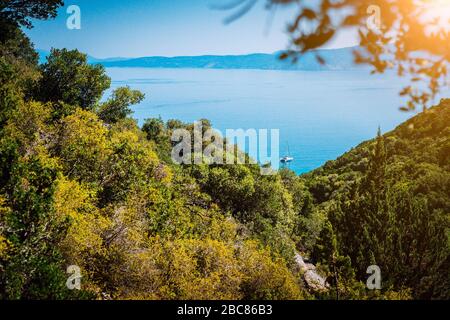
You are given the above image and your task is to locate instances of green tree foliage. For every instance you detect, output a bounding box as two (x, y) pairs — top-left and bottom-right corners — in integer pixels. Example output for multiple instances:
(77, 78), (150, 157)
(238, 241), (303, 300)
(0, 25), (39, 129)
(0, 58), (21, 130)
(0, 21), (38, 65)
(142, 117), (165, 143)
(0, 0), (63, 28)
(0, 33), (309, 299)
(0, 100), (90, 299)
(306, 101), (450, 299)
(98, 86), (144, 124)
(0, 153), (67, 299)
(56, 108), (110, 183)
(37, 49), (111, 114)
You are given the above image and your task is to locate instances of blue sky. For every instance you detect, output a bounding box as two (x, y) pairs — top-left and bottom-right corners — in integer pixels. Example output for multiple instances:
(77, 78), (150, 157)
(25, 0), (358, 58)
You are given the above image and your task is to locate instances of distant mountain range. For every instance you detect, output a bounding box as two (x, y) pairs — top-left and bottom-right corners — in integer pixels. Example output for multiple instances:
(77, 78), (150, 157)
(37, 47), (367, 71)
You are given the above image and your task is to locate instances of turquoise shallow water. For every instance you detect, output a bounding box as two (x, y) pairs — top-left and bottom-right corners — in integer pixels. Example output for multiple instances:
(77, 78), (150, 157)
(105, 67), (430, 174)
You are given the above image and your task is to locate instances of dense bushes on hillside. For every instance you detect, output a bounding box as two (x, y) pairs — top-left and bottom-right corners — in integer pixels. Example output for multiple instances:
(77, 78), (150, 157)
(0, 21), (309, 300)
(303, 104), (450, 299)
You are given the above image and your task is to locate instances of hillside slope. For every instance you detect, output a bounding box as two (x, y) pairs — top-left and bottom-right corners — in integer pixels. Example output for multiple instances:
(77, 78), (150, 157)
(301, 99), (450, 299)
(305, 99), (450, 203)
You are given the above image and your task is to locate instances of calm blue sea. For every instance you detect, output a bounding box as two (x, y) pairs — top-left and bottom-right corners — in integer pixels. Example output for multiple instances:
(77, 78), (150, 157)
(105, 68), (435, 174)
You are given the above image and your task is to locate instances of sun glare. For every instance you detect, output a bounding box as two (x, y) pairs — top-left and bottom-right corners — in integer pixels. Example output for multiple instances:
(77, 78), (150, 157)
(420, 0), (450, 29)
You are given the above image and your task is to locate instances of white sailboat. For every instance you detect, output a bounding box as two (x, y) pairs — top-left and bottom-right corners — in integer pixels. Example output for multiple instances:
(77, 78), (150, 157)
(280, 142), (294, 163)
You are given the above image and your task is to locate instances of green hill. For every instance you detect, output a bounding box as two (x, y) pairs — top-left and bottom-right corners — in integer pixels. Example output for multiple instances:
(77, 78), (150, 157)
(300, 100), (450, 299)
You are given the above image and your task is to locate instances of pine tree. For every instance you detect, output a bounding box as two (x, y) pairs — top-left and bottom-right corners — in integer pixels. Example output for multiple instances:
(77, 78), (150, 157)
(363, 127), (387, 194)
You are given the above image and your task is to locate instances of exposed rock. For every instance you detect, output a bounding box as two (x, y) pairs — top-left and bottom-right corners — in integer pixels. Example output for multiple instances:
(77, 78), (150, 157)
(295, 252), (329, 292)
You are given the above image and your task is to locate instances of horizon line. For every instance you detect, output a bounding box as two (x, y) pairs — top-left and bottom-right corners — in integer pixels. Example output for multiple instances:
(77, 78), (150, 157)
(37, 45), (360, 61)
